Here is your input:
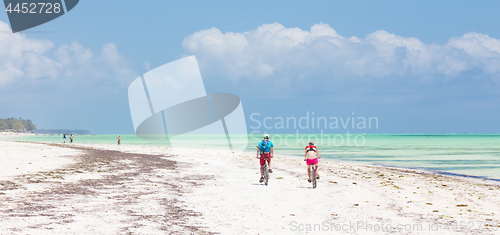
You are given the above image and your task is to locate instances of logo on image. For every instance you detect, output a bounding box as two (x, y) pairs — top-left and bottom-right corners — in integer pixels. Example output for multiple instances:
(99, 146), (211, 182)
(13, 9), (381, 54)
(128, 56), (248, 151)
(4, 0), (79, 33)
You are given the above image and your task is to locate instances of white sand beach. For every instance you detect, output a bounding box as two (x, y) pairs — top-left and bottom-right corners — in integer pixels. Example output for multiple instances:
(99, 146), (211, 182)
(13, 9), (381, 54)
(0, 141), (499, 234)
(0, 141), (82, 180)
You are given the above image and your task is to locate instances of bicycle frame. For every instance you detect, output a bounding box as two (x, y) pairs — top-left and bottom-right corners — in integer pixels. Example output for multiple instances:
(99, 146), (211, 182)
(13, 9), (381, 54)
(263, 157), (269, 186)
(310, 163), (317, 189)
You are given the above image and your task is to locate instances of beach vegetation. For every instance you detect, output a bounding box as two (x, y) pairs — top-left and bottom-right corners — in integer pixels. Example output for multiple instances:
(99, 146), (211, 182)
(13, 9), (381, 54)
(0, 119), (6, 130)
(34, 129), (90, 134)
(0, 117), (36, 132)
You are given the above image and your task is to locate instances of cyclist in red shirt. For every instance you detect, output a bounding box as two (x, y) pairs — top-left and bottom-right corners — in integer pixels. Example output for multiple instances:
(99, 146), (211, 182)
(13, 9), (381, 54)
(304, 141), (321, 183)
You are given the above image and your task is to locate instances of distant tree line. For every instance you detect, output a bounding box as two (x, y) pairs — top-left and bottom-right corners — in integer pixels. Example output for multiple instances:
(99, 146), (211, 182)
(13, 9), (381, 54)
(35, 129), (91, 135)
(0, 117), (36, 132)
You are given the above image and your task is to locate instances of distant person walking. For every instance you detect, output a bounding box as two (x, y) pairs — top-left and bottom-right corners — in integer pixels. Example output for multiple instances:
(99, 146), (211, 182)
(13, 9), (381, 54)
(70, 134), (73, 143)
(117, 135), (121, 145)
(63, 133), (66, 143)
(304, 141), (321, 182)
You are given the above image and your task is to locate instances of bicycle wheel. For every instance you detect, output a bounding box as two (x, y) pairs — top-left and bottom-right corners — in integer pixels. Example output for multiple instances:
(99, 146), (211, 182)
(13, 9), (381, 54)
(312, 165), (317, 189)
(264, 163), (269, 186)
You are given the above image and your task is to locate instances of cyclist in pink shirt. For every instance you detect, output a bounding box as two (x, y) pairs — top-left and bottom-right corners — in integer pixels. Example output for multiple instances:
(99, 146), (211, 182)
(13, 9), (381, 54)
(304, 141), (321, 183)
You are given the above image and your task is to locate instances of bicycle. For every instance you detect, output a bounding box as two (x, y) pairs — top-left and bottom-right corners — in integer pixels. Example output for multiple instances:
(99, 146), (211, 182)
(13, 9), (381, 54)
(311, 163), (317, 189)
(263, 157), (269, 186)
(305, 159), (318, 189)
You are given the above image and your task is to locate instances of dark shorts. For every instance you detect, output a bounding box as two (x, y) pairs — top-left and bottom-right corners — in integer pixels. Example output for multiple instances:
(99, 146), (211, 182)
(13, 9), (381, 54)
(260, 153), (271, 166)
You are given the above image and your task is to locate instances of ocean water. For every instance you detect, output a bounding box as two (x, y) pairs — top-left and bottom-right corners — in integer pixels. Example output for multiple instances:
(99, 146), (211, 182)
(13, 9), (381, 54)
(6, 134), (500, 180)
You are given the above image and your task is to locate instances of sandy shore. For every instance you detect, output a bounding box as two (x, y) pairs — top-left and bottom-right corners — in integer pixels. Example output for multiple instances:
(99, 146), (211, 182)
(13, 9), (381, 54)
(0, 132), (35, 136)
(0, 141), (82, 180)
(0, 141), (499, 234)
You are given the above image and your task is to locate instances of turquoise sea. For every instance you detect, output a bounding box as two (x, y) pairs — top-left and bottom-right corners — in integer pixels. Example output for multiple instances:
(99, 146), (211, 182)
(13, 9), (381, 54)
(6, 134), (500, 181)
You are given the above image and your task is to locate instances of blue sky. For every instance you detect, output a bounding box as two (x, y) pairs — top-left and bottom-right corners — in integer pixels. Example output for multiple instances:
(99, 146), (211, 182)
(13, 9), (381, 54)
(1, 0), (500, 134)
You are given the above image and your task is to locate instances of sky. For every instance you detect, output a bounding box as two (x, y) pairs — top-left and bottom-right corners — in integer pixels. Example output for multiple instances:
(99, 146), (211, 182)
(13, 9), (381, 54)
(1, 0), (500, 134)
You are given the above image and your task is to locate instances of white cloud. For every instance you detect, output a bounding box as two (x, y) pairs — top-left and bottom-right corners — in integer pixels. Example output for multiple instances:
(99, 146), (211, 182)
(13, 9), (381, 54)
(142, 61), (151, 72)
(183, 22), (500, 81)
(0, 20), (136, 89)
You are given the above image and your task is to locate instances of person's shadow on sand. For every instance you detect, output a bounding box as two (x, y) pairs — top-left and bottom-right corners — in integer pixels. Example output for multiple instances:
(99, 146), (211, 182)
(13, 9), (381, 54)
(251, 183), (269, 186)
